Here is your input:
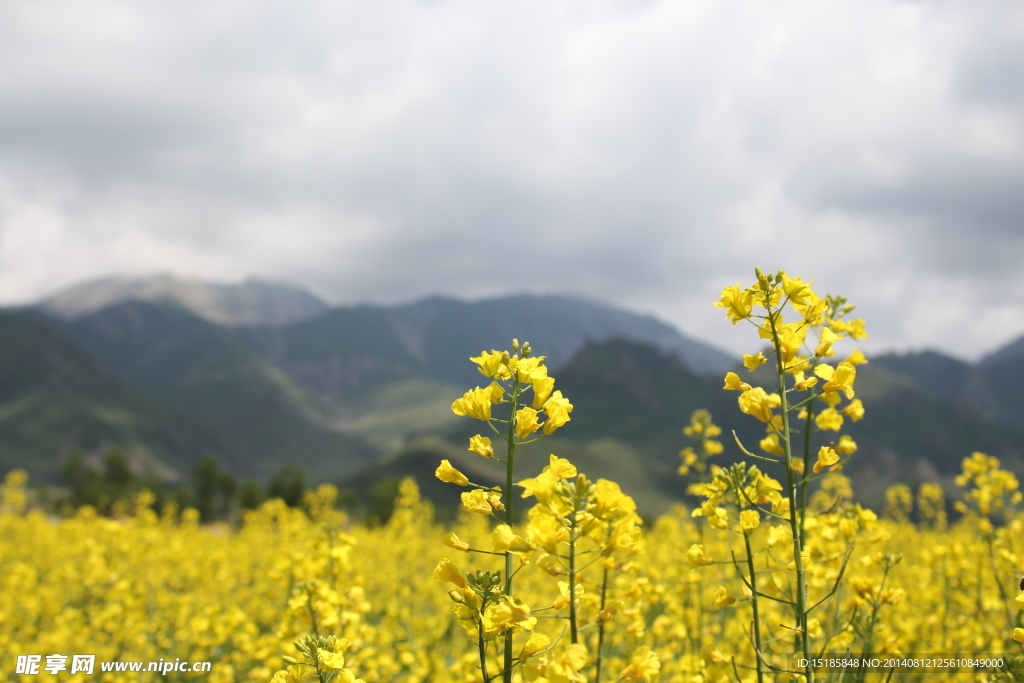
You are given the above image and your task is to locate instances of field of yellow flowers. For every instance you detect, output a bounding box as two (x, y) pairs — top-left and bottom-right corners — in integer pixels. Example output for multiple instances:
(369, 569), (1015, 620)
(3, 268), (1024, 683)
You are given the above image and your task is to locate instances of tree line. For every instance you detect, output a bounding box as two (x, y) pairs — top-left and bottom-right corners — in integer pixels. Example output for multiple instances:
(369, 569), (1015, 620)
(54, 449), (407, 523)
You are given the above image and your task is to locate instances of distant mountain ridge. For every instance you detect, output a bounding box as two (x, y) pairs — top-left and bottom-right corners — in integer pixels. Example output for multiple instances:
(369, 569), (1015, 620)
(4, 275), (736, 485)
(871, 343), (1024, 435)
(41, 274), (331, 326)
(38, 275), (736, 375)
(5, 274), (1024, 515)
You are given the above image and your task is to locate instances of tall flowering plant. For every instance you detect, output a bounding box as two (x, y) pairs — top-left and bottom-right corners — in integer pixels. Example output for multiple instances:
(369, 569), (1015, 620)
(701, 268), (870, 682)
(433, 340), (650, 683)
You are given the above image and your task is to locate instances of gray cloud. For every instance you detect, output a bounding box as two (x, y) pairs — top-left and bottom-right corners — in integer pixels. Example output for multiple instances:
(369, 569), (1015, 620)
(0, 0), (1022, 360)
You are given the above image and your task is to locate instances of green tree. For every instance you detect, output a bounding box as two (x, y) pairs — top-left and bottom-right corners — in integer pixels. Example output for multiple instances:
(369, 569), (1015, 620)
(238, 477), (265, 511)
(268, 466), (306, 507)
(191, 455), (236, 522)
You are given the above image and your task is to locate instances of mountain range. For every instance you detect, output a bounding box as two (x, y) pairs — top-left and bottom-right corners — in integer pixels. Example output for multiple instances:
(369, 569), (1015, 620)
(3, 275), (1022, 515)
(40, 274), (331, 326)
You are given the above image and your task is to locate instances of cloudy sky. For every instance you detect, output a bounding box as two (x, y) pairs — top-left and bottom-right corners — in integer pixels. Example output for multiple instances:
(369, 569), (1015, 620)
(0, 0), (1021, 359)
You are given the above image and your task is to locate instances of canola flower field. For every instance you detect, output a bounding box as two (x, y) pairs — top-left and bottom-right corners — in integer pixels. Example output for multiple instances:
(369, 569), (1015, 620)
(2, 268), (1024, 683)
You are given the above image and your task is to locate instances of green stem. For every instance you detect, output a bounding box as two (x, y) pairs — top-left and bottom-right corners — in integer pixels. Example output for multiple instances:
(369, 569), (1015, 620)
(768, 305), (812, 683)
(479, 617), (491, 683)
(502, 377), (520, 683)
(801, 399), (815, 527)
(744, 532), (765, 683)
(697, 521), (705, 656)
(306, 586), (320, 638)
(568, 518), (578, 643)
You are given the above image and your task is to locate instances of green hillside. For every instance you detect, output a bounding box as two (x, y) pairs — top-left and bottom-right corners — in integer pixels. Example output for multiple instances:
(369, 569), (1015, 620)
(8, 286), (1024, 515)
(60, 302), (379, 481)
(0, 311), (224, 480)
(394, 338), (1024, 515)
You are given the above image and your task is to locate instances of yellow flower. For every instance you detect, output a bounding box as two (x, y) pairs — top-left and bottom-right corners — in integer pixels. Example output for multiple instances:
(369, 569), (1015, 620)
(432, 558), (468, 588)
(785, 354), (810, 374)
(470, 350), (512, 379)
(515, 406), (543, 439)
(845, 348), (868, 365)
(815, 408), (844, 432)
(707, 507), (729, 529)
(526, 509), (570, 553)
(792, 371), (817, 391)
(780, 272), (813, 304)
(492, 524), (534, 553)
(532, 376), (555, 409)
(553, 581), (585, 609)
(836, 435), (858, 454)
(468, 434), (494, 458)
(443, 532), (470, 552)
(738, 387), (781, 423)
(740, 509), (760, 532)
(271, 667), (305, 683)
(756, 432), (783, 457)
(678, 447), (697, 475)
(832, 317), (868, 340)
(713, 586), (736, 609)
(768, 524), (790, 547)
(543, 454), (577, 479)
(686, 543), (714, 567)
(516, 356), (549, 383)
(714, 284), (753, 323)
(318, 648), (347, 670)
(621, 646), (661, 682)
(451, 386), (495, 420)
(461, 489), (495, 515)
(517, 471), (560, 506)
(544, 644), (589, 683)
(487, 597), (534, 629)
(820, 390), (841, 407)
(723, 371), (752, 391)
(592, 479), (638, 518)
(1013, 628), (1024, 644)
(822, 361), (857, 399)
(842, 398), (865, 421)
(793, 291), (828, 324)
(754, 472), (783, 497)
(435, 460), (469, 486)
(607, 520), (641, 551)
(742, 353), (767, 371)
(814, 327), (843, 357)
(542, 391), (573, 434)
(807, 619), (823, 638)
(813, 446), (840, 474)
(778, 323), (808, 363)
(519, 632), (551, 659)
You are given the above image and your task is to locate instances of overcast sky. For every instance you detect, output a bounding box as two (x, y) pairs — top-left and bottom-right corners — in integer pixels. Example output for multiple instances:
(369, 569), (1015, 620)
(0, 1), (1021, 359)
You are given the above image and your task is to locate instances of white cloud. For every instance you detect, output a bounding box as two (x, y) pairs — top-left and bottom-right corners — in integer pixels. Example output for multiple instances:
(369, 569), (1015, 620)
(0, 0), (1021, 359)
